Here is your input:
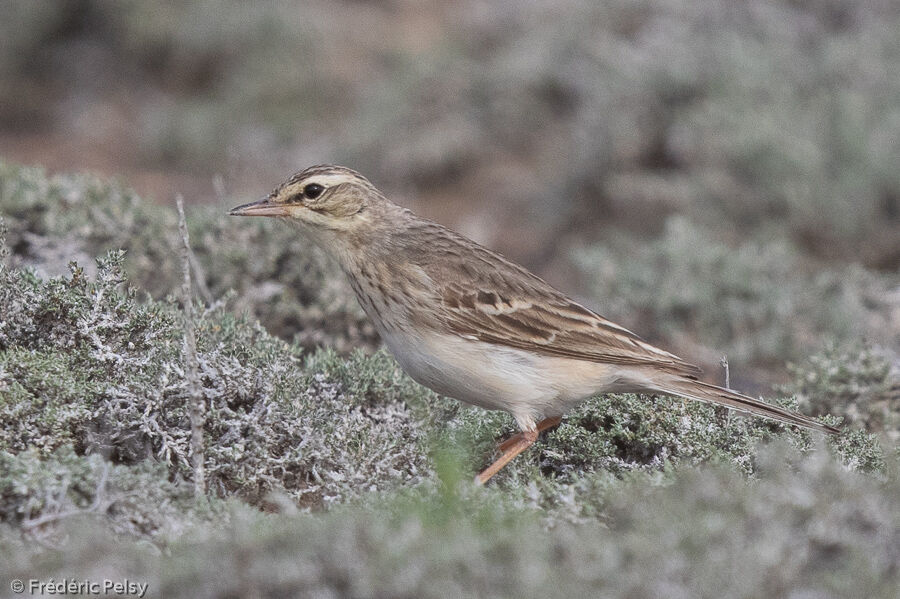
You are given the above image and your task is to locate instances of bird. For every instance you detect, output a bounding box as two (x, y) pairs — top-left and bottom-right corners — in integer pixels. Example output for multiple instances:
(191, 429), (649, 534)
(229, 164), (839, 484)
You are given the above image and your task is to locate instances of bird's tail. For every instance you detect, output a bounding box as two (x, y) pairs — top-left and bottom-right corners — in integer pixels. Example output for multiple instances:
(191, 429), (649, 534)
(653, 377), (839, 435)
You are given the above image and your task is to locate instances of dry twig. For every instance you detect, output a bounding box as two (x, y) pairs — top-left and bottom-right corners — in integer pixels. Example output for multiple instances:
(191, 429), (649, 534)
(177, 195), (206, 497)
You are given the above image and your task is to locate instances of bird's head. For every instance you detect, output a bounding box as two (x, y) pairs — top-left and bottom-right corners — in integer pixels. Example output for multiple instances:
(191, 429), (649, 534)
(229, 165), (387, 237)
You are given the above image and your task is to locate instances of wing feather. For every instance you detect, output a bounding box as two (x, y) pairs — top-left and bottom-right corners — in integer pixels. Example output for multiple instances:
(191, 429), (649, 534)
(429, 272), (700, 377)
(399, 219), (702, 378)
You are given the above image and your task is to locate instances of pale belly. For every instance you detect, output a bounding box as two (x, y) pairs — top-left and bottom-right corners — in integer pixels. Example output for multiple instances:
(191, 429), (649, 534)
(380, 328), (627, 431)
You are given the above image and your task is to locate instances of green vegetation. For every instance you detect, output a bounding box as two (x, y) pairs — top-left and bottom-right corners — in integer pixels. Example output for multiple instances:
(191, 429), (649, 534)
(1, 163), (898, 595)
(4, 445), (899, 599)
(573, 217), (895, 366)
(782, 342), (900, 440)
(0, 161), (375, 352)
(3, 1), (898, 267)
(0, 242), (428, 510)
(2, 0), (899, 593)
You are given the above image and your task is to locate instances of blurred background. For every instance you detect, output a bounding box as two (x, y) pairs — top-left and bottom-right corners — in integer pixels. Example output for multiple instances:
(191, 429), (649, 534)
(1, 0), (898, 390)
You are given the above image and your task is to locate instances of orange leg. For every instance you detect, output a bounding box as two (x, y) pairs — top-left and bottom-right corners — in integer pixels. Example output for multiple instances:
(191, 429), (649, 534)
(475, 416), (563, 485)
(475, 429), (538, 485)
(497, 416), (562, 452)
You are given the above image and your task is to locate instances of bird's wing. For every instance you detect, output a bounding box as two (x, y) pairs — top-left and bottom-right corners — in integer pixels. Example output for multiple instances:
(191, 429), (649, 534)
(427, 257), (702, 378)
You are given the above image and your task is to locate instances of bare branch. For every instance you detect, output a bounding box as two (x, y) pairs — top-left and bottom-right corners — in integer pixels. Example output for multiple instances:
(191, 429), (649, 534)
(720, 355), (730, 389)
(177, 195), (206, 498)
(22, 462), (112, 531)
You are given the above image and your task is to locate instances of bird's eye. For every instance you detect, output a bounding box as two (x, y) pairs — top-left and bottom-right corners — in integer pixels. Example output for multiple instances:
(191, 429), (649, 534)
(303, 183), (324, 200)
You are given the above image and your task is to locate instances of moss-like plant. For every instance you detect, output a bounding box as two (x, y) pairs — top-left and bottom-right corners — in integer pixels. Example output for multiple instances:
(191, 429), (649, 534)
(574, 217), (893, 367)
(0, 161), (376, 352)
(782, 342), (899, 438)
(0, 164), (896, 595)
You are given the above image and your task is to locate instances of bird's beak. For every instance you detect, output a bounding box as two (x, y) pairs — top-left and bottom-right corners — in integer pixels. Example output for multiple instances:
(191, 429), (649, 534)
(228, 197), (290, 217)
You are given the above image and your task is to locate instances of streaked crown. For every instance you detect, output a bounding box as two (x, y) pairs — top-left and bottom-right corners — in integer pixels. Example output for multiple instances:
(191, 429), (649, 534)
(230, 164), (388, 227)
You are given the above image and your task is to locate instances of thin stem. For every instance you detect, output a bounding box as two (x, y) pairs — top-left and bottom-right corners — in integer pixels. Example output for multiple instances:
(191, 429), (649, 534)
(177, 195), (206, 498)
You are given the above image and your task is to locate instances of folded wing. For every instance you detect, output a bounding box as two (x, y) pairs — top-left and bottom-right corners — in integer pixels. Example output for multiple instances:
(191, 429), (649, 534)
(431, 270), (702, 379)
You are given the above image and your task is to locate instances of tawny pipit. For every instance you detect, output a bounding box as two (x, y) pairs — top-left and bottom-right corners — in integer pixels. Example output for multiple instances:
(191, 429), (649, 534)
(230, 165), (838, 484)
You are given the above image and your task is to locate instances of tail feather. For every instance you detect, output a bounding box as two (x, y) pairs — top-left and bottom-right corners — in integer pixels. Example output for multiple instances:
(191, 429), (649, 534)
(657, 378), (839, 435)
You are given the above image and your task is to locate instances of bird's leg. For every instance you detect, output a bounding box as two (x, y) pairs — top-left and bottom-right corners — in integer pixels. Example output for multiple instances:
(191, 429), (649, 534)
(475, 429), (539, 485)
(497, 416), (562, 452)
(476, 416), (562, 485)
